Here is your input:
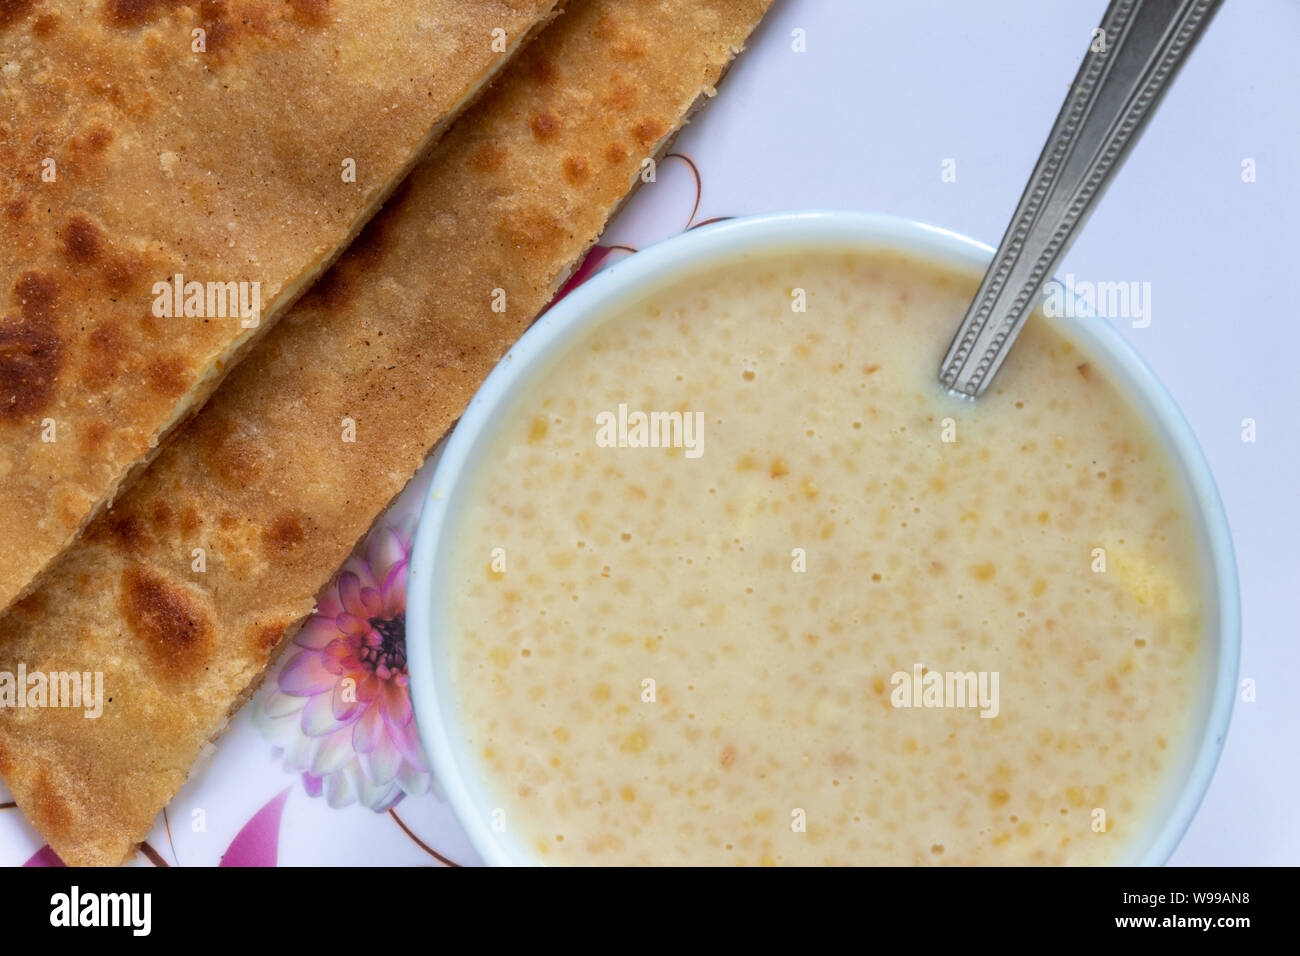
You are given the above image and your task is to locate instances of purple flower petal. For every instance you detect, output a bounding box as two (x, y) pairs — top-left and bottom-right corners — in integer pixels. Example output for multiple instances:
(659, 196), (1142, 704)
(300, 689), (345, 737)
(381, 563), (408, 617)
(368, 526), (407, 583)
(260, 688), (305, 720)
(397, 762), (432, 797)
(281, 728), (316, 772)
(381, 680), (413, 728)
(313, 588), (344, 621)
(336, 613), (371, 637)
(332, 679), (361, 722)
(359, 586), (384, 618)
(359, 738), (402, 786)
(338, 572), (366, 618)
(352, 702), (385, 754)
(23, 846), (65, 867)
(392, 724), (427, 770)
(278, 650), (337, 696)
(220, 789), (290, 867)
(358, 775), (404, 812)
(323, 766), (358, 808)
(310, 726), (356, 775)
(295, 617), (340, 651)
(301, 772), (323, 798)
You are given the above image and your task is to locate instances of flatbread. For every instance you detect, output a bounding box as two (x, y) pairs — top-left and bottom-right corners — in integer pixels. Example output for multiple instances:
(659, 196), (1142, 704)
(0, 0), (774, 866)
(0, 0), (559, 614)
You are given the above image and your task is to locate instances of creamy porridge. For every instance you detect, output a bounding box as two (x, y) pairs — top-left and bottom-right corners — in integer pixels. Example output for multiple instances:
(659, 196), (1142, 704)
(444, 248), (1205, 865)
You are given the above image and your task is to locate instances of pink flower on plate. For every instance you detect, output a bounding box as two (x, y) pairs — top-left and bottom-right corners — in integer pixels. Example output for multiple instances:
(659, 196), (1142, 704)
(256, 519), (430, 811)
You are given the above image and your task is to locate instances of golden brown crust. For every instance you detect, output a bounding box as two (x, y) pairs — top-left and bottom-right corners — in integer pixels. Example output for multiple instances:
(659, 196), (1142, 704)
(0, 0), (560, 613)
(0, 0), (774, 865)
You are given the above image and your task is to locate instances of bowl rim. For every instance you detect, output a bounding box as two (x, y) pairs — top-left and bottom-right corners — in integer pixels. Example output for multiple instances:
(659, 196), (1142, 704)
(406, 209), (1241, 867)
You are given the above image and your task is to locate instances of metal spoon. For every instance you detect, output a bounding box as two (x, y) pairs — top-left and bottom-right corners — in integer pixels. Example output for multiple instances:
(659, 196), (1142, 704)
(939, 0), (1222, 398)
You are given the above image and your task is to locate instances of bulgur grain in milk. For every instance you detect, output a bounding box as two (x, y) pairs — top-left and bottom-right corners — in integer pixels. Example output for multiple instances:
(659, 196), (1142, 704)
(446, 248), (1204, 865)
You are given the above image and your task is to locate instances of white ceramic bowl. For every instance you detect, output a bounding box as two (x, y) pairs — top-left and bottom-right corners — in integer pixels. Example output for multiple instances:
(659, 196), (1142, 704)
(406, 211), (1240, 867)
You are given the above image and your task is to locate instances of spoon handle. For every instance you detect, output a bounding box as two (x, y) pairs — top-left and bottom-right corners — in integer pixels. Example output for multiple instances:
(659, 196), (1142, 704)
(939, 0), (1222, 398)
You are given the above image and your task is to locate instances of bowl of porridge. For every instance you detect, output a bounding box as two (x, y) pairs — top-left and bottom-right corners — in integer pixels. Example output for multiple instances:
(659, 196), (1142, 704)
(406, 211), (1239, 866)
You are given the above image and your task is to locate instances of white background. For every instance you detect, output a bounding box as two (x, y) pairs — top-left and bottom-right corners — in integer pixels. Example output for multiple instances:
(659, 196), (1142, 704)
(2, 0), (1294, 867)
(628, 0), (1297, 866)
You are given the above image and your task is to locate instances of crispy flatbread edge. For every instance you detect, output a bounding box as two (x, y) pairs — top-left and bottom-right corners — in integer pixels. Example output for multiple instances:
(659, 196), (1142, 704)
(0, 7), (562, 619)
(109, 66), (741, 867)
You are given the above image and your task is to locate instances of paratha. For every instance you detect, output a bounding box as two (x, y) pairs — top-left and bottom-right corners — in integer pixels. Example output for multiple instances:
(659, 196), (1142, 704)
(0, 0), (559, 613)
(0, 0), (775, 866)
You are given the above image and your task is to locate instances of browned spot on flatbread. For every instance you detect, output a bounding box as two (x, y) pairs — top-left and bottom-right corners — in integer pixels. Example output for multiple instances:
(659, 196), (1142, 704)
(101, 253), (140, 295)
(32, 11), (57, 35)
(83, 321), (126, 388)
(287, 0), (329, 27)
(198, 0), (237, 53)
(562, 155), (589, 185)
(104, 0), (289, 48)
(4, 199), (28, 221)
(104, 0), (164, 27)
(80, 419), (112, 454)
(179, 505), (202, 535)
(301, 178), (412, 311)
(634, 118), (667, 147)
(137, 307), (168, 341)
(87, 125), (114, 151)
(604, 81), (638, 109)
(263, 511), (306, 556)
(61, 214), (104, 264)
(592, 10), (620, 40)
(469, 142), (506, 173)
(250, 619), (289, 652)
(11, 587), (47, 617)
(612, 36), (647, 61)
(499, 205), (563, 253)
(356, 177), (417, 254)
(0, 0), (34, 31)
(300, 263), (350, 312)
(121, 564), (213, 674)
(16, 271), (56, 322)
(0, 327), (62, 416)
(528, 57), (556, 84)
(0, 271), (63, 420)
(530, 111), (560, 140)
(604, 142), (628, 165)
(146, 355), (190, 397)
(23, 770), (76, 843)
(239, 2), (272, 35)
(102, 510), (153, 551)
(192, 413), (265, 486)
(70, 124), (115, 160)
(150, 498), (175, 532)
